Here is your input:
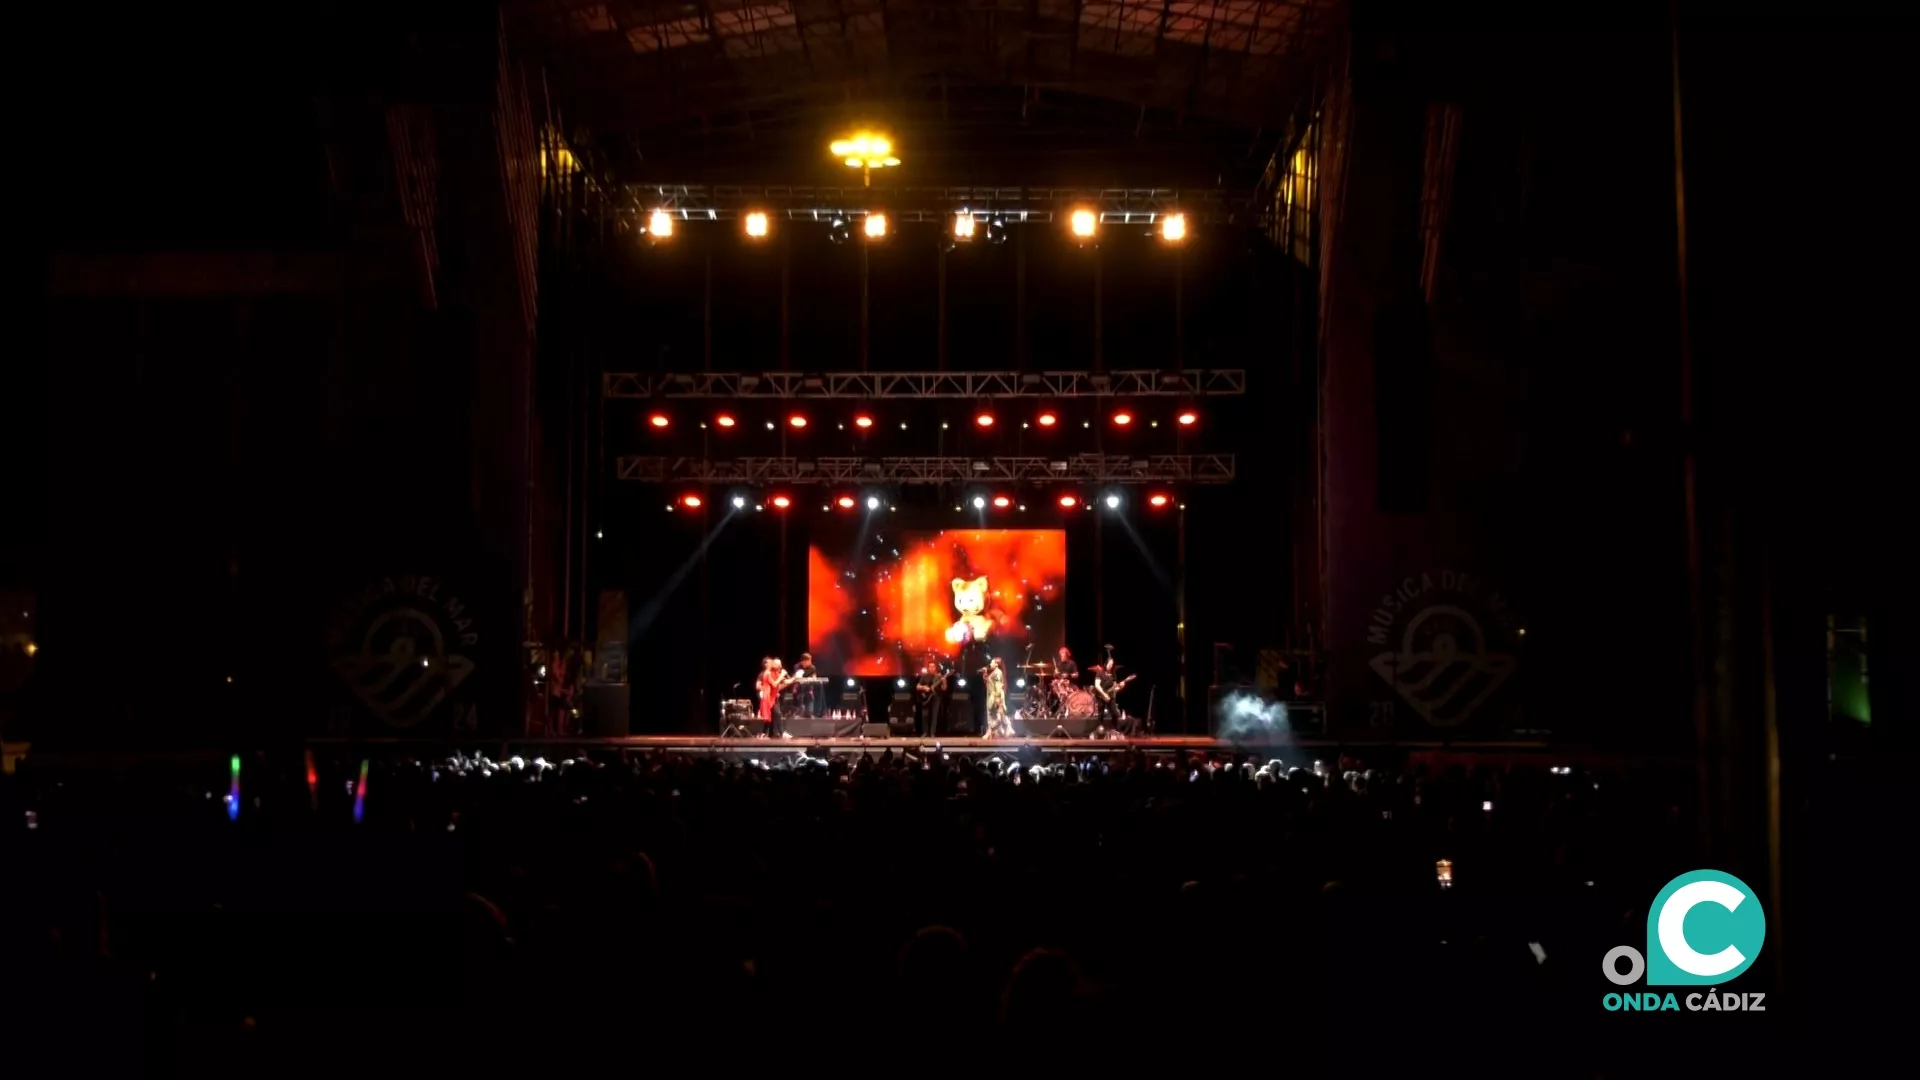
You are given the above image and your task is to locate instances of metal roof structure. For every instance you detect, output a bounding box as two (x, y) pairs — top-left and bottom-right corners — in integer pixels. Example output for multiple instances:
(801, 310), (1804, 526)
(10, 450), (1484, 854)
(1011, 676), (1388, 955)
(508, 1), (1342, 185)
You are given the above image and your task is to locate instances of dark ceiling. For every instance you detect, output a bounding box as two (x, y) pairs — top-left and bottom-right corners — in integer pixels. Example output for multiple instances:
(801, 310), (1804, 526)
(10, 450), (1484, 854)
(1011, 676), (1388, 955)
(507, 0), (1342, 186)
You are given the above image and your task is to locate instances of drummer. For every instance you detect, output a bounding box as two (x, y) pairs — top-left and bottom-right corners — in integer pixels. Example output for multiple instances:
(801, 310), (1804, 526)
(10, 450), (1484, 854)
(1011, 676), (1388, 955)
(1053, 646), (1079, 684)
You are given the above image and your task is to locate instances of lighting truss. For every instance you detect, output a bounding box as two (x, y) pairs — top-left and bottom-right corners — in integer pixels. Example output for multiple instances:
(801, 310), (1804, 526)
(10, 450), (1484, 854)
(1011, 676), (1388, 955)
(617, 455), (1235, 485)
(629, 186), (1256, 226)
(604, 370), (1245, 399)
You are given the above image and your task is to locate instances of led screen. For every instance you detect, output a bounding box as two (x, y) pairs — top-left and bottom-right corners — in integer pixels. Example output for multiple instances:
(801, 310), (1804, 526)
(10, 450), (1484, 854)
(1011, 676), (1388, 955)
(808, 529), (1067, 676)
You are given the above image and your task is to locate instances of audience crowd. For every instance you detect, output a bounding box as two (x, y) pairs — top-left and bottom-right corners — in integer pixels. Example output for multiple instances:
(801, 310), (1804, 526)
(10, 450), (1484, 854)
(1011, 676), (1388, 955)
(3, 744), (1763, 1071)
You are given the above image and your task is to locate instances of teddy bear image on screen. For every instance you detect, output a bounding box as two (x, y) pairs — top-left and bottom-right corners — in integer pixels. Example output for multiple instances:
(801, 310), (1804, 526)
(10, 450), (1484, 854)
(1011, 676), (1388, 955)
(943, 576), (996, 645)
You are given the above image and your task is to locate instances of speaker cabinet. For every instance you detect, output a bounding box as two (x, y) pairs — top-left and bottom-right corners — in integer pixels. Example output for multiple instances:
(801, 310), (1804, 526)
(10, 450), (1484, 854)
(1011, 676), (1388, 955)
(581, 683), (630, 738)
(1017, 714), (1093, 738)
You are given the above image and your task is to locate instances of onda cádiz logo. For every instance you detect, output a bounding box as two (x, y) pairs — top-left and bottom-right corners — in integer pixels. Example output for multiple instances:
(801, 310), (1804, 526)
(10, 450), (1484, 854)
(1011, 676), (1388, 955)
(1602, 870), (1767, 1013)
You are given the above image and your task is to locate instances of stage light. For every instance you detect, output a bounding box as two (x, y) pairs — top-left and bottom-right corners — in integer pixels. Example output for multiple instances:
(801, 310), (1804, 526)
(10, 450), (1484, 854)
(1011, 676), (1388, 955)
(864, 213), (888, 239)
(992, 495), (1011, 508)
(866, 496), (881, 510)
(956, 678), (967, 688)
(897, 678), (907, 689)
(1160, 213), (1187, 242)
(986, 217), (1009, 245)
(1176, 409), (1198, 426)
(1105, 494), (1121, 509)
(771, 495), (791, 509)
(847, 677), (858, 688)
(716, 414), (736, 428)
(1015, 678), (1026, 689)
(789, 415), (808, 428)
(1070, 208), (1097, 238)
(1058, 494), (1078, 508)
(1112, 410), (1133, 426)
(744, 211), (770, 238)
(732, 495), (746, 509)
(828, 216), (852, 244)
(830, 132), (900, 176)
(975, 412), (994, 428)
(648, 210), (674, 237)
(854, 414), (874, 429)
(837, 495), (856, 509)
(954, 213), (976, 240)
(1148, 493), (1170, 508)
(1036, 411), (1057, 427)
(972, 496), (986, 509)
(648, 413), (670, 428)
(681, 494), (703, 509)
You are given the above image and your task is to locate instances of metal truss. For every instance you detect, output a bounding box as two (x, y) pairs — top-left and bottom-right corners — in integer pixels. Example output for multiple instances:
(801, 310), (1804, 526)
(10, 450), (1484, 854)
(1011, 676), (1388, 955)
(616, 455), (1236, 485)
(628, 186), (1256, 226)
(603, 369), (1246, 400)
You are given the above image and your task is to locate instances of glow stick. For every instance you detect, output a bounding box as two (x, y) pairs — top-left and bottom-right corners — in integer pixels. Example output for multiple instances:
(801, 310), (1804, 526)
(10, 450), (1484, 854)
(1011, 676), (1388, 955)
(228, 754), (241, 821)
(352, 760), (369, 823)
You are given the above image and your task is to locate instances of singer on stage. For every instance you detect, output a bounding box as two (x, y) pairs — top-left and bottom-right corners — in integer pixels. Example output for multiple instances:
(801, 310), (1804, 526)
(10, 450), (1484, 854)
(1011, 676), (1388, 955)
(983, 657), (1011, 737)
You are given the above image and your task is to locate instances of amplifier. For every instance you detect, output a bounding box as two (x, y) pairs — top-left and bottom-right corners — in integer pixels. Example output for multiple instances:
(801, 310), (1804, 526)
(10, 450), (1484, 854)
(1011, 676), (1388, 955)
(581, 683), (630, 738)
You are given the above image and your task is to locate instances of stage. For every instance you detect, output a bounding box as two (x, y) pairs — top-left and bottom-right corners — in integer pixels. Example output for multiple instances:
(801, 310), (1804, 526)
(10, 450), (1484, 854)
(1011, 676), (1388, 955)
(302, 734), (1320, 757)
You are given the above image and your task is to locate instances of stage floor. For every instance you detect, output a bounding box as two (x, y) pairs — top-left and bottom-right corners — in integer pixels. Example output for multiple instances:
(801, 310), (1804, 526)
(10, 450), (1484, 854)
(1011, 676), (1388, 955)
(305, 734), (1319, 756)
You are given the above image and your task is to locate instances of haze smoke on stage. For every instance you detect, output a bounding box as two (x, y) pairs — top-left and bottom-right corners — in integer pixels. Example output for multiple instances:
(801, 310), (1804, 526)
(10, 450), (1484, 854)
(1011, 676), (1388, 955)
(1213, 691), (1289, 741)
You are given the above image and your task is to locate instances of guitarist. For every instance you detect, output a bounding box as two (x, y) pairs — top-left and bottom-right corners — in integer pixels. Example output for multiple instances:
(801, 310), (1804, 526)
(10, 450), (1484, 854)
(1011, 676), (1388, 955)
(1091, 664), (1135, 731)
(914, 660), (948, 737)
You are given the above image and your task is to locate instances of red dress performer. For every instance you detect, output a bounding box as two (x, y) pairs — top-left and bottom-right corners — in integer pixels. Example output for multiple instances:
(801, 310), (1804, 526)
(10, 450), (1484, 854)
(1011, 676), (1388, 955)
(757, 659), (787, 732)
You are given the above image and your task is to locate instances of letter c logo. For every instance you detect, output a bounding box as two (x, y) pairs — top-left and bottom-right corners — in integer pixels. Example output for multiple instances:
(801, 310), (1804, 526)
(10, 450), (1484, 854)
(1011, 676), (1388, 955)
(1657, 880), (1747, 978)
(1644, 870), (1766, 986)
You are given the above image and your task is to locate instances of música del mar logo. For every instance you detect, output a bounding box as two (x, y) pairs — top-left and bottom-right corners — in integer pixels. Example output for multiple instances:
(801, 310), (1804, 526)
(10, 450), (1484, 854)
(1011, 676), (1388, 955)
(1602, 870), (1767, 1013)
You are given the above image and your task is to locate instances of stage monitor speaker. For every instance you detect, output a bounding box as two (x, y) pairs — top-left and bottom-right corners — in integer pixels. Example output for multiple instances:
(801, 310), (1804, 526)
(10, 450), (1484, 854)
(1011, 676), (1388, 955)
(862, 723), (890, 739)
(1019, 714), (1093, 738)
(581, 683), (630, 738)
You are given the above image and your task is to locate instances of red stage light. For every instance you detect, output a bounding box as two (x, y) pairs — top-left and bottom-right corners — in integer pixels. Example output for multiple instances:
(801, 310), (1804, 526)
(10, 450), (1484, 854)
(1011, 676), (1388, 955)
(789, 415), (808, 428)
(992, 495), (1011, 508)
(1148, 493), (1170, 507)
(771, 495), (791, 509)
(1176, 410), (1198, 426)
(681, 494), (703, 509)
(1036, 412), (1057, 427)
(853, 414), (874, 429)
(1058, 494), (1078, 508)
(836, 495), (856, 509)
(716, 414), (736, 428)
(1112, 411), (1133, 426)
(649, 414), (670, 428)
(976, 413), (995, 428)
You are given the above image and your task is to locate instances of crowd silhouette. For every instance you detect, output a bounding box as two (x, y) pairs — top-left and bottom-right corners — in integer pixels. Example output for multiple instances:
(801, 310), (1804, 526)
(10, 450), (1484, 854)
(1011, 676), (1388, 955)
(4, 745), (1757, 1072)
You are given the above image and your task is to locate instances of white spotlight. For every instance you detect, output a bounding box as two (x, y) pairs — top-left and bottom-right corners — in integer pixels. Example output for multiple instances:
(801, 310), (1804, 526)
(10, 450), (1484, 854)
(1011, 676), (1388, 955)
(867, 496), (881, 510)
(732, 495), (746, 509)
(847, 677), (857, 688)
(1016, 678), (1026, 689)
(896, 678), (907, 689)
(956, 678), (967, 688)
(972, 496), (986, 509)
(1105, 494), (1120, 509)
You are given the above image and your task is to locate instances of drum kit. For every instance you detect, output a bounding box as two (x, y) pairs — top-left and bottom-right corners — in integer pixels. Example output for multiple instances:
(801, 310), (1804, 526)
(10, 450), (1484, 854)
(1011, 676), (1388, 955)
(1015, 661), (1095, 720)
